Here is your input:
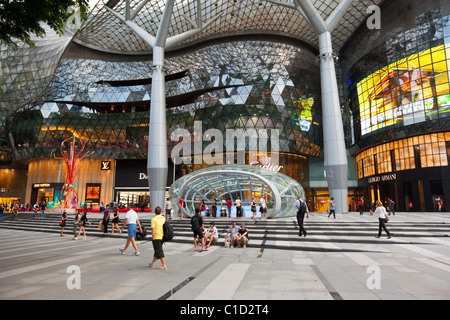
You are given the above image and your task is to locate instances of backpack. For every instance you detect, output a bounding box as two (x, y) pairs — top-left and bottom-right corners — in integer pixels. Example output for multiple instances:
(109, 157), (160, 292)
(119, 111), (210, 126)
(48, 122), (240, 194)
(135, 226), (147, 240)
(162, 219), (174, 242)
(297, 200), (307, 214)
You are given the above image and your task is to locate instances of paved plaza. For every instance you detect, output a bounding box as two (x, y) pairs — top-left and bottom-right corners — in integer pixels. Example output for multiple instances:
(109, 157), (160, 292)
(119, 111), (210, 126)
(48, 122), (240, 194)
(0, 211), (450, 305)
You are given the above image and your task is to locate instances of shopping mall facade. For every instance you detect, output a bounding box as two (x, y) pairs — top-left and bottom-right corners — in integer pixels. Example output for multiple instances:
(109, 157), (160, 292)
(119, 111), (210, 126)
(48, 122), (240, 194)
(0, 0), (449, 214)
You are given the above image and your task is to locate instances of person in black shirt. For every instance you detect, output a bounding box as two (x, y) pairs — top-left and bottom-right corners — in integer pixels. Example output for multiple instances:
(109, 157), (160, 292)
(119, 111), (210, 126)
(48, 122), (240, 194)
(190, 208), (206, 252)
(234, 224), (249, 248)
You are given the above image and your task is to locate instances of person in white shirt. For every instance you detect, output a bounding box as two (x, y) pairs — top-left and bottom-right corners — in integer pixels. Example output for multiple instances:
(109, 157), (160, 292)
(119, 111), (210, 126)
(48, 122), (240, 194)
(374, 200), (392, 239)
(235, 197), (242, 218)
(260, 195), (267, 221)
(119, 204), (143, 256)
(205, 222), (219, 248)
(165, 198), (172, 219)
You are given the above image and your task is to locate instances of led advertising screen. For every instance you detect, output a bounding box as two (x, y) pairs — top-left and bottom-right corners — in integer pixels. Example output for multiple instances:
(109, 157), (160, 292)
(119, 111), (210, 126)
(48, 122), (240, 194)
(357, 44), (450, 136)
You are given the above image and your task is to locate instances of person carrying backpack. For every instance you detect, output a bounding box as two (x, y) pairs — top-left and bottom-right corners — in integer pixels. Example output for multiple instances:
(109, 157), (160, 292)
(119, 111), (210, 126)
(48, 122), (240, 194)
(295, 195), (309, 237)
(149, 206), (167, 270)
(190, 208), (206, 252)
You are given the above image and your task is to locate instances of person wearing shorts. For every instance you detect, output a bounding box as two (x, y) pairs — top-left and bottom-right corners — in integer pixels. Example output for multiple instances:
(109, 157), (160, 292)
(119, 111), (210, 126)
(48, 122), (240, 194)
(149, 206), (167, 270)
(119, 204), (142, 256)
(205, 221), (219, 248)
(190, 208), (206, 251)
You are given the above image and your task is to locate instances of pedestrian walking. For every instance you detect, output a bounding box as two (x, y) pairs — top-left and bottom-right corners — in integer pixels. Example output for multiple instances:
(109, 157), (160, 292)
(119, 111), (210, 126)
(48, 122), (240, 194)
(375, 200), (392, 239)
(0, 203), (3, 221)
(388, 198), (396, 216)
(358, 197), (364, 215)
(190, 208), (206, 252)
(111, 206), (121, 234)
(260, 195), (267, 221)
(295, 196), (309, 237)
(149, 206), (167, 270)
(328, 198), (336, 219)
(73, 211), (91, 240)
(250, 197), (257, 221)
(73, 211), (80, 237)
(368, 200), (374, 215)
(60, 211), (67, 237)
(102, 204), (111, 235)
(119, 204), (143, 256)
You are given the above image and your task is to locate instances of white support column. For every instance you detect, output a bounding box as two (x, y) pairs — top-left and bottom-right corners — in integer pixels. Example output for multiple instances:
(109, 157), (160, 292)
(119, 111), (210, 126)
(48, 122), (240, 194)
(106, 0), (222, 212)
(148, 45), (169, 210)
(318, 31), (348, 215)
(286, 0), (353, 214)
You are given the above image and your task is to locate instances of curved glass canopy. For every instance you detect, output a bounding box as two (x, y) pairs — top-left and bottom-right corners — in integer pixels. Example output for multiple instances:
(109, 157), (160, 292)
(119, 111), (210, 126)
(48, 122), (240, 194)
(169, 164), (304, 219)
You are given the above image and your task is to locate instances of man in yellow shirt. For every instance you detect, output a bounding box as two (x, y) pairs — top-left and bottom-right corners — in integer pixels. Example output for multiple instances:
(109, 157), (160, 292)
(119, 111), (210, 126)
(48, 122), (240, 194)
(149, 206), (167, 270)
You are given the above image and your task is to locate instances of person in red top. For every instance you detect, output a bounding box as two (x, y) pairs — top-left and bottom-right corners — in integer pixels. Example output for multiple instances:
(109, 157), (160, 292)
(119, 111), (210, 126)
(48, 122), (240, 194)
(226, 199), (232, 218)
(179, 197), (184, 219)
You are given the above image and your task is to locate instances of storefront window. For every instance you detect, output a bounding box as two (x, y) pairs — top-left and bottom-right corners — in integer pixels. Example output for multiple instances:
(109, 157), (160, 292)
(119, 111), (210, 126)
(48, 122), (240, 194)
(356, 132), (450, 179)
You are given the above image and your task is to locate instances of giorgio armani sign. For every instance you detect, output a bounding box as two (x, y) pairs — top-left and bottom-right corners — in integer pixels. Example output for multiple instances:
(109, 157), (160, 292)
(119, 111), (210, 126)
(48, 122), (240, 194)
(368, 173), (397, 184)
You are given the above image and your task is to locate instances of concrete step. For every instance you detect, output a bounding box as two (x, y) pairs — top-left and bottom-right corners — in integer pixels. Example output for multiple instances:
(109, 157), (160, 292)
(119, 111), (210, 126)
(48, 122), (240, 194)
(1, 215), (449, 252)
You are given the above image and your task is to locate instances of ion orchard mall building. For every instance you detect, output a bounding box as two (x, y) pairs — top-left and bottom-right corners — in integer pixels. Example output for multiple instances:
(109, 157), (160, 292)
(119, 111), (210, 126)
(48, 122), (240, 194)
(0, 0), (449, 215)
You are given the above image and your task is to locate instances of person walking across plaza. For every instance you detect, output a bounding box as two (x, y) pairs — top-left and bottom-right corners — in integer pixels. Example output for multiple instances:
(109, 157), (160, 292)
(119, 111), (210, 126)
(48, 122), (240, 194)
(328, 198), (336, 219)
(375, 200), (392, 239)
(250, 197), (257, 221)
(111, 206), (121, 234)
(60, 211), (67, 237)
(102, 204), (111, 235)
(149, 206), (167, 270)
(295, 195), (309, 237)
(260, 195), (267, 221)
(73, 210), (91, 240)
(388, 198), (396, 216)
(119, 204), (143, 256)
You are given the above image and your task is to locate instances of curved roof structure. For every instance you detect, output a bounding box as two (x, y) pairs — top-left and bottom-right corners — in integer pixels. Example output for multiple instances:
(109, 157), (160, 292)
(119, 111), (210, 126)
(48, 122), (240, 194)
(169, 164), (305, 218)
(73, 0), (384, 55)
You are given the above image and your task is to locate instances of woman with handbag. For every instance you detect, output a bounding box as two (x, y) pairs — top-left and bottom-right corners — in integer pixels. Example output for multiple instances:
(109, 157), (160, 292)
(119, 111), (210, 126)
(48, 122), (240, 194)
(73, 211), (91, 240)
(374, 200), (392, 239)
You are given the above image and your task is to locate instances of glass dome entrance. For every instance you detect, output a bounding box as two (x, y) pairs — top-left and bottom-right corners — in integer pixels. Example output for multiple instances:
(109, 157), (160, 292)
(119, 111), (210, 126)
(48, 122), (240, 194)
(169, 164), (304, 219)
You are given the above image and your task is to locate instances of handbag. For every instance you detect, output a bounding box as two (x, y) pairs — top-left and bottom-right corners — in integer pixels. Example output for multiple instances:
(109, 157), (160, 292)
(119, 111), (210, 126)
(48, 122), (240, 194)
(98, 221), (104, 230)
(59, 221), (63, 226)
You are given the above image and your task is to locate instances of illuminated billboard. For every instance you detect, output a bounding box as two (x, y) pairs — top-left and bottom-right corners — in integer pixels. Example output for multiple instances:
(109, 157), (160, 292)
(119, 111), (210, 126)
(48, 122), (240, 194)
(292, 97), (314, 131)
(357, 44), (450, 136)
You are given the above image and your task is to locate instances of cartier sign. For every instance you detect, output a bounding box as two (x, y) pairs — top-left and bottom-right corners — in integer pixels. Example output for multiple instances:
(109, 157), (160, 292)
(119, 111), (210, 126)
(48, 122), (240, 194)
(368, 173), (397, 184)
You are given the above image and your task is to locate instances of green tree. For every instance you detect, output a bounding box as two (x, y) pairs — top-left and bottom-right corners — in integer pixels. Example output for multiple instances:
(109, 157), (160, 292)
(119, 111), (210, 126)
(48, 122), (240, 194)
(0, 0), (89, 50)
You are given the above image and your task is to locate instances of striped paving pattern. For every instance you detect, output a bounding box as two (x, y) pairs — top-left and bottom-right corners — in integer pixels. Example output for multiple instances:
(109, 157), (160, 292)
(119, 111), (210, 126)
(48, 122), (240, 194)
(1, 213), (450, 300)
